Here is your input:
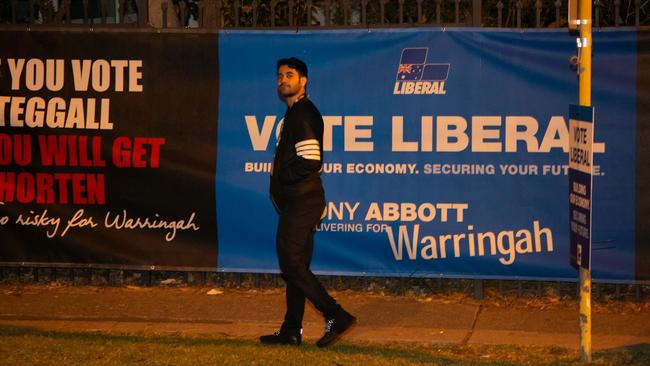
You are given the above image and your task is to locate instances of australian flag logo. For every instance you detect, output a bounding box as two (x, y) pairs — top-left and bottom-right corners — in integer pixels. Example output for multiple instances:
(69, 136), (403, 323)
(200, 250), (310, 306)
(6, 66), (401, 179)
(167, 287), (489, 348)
(397, 63), (425, 80)
(394, 48), (450, 95)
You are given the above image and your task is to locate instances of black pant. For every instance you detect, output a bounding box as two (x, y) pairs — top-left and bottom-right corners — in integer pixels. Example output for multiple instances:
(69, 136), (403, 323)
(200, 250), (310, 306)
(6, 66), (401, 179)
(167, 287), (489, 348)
(274, 194), (340, 333)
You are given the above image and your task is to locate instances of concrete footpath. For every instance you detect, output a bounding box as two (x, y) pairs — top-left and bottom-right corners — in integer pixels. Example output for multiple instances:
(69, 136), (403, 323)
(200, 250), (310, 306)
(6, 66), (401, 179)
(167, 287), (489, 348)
(0, 284), (649, 350)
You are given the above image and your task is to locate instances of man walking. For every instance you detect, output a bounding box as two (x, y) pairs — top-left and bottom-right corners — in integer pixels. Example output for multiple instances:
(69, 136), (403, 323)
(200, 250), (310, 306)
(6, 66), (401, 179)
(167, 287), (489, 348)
(260, 57), (356, 348)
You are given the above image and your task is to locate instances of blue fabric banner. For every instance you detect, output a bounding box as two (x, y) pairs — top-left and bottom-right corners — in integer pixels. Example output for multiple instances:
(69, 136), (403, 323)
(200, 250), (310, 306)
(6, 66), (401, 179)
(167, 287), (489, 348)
(216, 28), (637, 281)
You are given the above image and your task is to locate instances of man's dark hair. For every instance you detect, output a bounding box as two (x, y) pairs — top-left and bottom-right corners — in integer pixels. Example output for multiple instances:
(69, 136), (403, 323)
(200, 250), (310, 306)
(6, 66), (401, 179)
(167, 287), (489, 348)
(277, 57), (308, 78)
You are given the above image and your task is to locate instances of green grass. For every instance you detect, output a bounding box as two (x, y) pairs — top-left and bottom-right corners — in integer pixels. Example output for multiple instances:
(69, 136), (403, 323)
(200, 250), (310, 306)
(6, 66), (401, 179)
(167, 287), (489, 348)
(0, 326), (648, 366)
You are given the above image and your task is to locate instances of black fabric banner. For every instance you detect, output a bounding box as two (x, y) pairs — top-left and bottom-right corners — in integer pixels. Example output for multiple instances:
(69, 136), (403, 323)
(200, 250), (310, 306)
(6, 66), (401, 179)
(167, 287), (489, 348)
(0, 31), (219, 268)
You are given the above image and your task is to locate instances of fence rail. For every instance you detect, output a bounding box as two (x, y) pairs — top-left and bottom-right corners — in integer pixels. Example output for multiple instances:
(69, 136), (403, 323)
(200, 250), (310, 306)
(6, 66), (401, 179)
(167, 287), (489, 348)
(0, 2), (648, 297)
(1, 265), (649, 301)
(0, 0), (648, 28)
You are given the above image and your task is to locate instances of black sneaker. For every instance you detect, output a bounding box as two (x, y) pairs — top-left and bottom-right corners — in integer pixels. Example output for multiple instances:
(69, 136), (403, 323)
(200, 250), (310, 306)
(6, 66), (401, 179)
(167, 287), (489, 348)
(259, 329), (302, 346)
(316, 311), (356, 348)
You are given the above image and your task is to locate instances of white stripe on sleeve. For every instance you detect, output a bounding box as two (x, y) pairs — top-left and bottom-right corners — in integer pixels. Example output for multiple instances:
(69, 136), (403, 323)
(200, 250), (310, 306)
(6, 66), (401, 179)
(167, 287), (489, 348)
(295, 139), (321, 161)
(297, 149), (321, 159)
(296, 144), (320, 152)
(295, 139), (320, 148)
(296, 148), (320, 156)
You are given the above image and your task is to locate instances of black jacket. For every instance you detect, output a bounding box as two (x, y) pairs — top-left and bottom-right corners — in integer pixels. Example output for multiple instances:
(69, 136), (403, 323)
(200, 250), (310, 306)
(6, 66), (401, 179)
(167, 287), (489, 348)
(270, 97), (324, 202)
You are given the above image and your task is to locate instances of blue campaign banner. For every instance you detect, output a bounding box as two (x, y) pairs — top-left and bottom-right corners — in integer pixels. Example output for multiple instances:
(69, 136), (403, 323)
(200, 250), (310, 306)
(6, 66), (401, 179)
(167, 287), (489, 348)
(216, 28), (637, 281)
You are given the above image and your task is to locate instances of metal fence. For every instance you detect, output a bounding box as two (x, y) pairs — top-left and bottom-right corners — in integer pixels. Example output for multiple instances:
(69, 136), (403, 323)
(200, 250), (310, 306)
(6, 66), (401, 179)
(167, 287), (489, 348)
(0, 2), (648, 295)
(0, 0), (648, 28)
(1, 265), (649, 300)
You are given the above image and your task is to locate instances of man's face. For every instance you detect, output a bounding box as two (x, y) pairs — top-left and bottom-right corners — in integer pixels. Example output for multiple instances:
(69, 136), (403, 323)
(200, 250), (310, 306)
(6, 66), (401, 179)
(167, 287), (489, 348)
(277, 65), (306, 98)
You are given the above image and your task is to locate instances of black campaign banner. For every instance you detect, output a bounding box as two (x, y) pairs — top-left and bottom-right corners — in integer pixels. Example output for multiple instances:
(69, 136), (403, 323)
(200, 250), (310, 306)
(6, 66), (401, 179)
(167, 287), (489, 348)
(0, 31), (219, 268)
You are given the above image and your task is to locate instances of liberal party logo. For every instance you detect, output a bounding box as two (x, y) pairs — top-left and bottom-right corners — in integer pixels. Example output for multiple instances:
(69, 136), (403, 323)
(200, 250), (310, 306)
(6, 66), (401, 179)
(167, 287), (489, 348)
(393, 48), (450, 95)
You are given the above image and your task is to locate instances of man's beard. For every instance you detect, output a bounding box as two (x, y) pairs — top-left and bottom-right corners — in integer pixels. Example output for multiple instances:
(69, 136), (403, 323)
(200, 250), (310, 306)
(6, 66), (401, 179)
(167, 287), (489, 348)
(280, 90), (297, 98)
(278, 84), (301, 98)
